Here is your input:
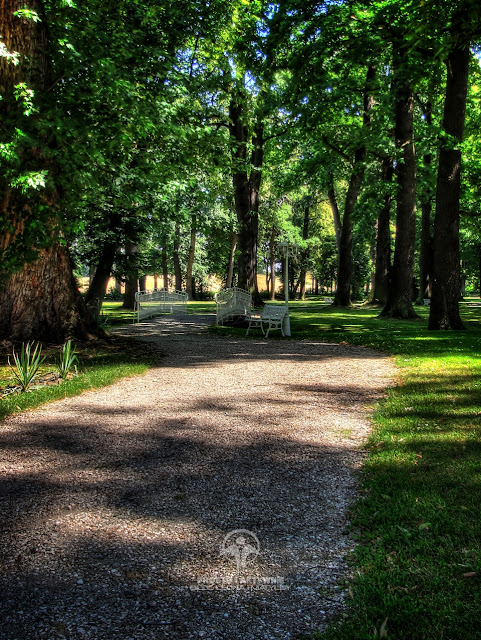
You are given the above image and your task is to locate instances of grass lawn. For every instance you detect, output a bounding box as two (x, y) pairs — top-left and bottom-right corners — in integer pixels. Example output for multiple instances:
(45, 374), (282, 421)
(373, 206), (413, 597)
(0, 335), (156, 421)
(1, 297), (480, 638)
(212, 296), (481, 639)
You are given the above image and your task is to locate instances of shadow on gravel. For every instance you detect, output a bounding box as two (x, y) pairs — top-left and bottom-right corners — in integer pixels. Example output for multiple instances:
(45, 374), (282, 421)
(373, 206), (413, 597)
(0, 418), (356, 640)
(0, 314), (391, 640)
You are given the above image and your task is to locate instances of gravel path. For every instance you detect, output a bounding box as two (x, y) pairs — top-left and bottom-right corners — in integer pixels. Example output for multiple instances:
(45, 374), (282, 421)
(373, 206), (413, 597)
(0, 314), (395, 640)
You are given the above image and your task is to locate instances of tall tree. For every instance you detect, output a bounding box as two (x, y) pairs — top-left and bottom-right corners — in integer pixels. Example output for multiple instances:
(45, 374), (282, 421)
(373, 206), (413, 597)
(380, 39), (419, 319)
(428, 4), (479, 329)
(0, 0), (95, 341)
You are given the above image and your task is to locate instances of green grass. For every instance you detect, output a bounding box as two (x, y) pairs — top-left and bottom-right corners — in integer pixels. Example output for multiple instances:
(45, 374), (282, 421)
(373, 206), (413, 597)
(211, 296), (481, 639)
(98, 301), (137, 326)
(0, 339), (155, 421)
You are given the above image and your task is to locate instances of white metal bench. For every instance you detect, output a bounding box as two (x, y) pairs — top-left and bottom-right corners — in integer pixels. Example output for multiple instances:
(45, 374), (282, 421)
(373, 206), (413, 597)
(134, 289), (188, 322)
(324, 297), (333, 305)
(246, 305), (288, 337)
(423, 298), (430, 306)
(215, 287), (252, 325)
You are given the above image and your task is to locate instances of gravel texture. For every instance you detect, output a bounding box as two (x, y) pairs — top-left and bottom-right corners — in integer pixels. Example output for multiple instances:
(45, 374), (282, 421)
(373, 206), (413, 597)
(0, 314), (395, 640)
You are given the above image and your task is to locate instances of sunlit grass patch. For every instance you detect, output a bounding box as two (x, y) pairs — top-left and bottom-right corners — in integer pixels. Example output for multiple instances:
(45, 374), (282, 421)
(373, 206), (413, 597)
(0, 340), (155, 421)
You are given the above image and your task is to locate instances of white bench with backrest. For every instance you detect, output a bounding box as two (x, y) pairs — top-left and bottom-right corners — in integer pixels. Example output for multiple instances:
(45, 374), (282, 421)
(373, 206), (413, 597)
(215, 287), (252, 325)
(246, 305), (288, 337)
(134, 289), (188, 323)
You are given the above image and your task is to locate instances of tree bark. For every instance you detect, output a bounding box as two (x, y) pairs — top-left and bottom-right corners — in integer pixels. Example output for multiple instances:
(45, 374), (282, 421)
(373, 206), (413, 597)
(380, 49), (418, 320)
(0, 0), (94, 341)
(229, 97), (263, 306)
(334, 65), (375, 307)
(85, 242), (117, 306)
(162, 246), (169, 289)
(269, 226), (276, 300)
(368, 157), (393, 305)
(122, 243), (138, 309)
(186, 215), (196, 300)
(173, 223), (182, 291)
(428, 44), (470, 330)
(327, 173), (342, 253)
(299, 198), (311, 300)
(226, 231), (237, 288)
(416, 101), (434, 305)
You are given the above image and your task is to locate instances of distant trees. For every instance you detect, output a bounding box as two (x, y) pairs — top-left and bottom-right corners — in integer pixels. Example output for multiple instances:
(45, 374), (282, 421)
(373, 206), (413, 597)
(2, 0), (481, 340)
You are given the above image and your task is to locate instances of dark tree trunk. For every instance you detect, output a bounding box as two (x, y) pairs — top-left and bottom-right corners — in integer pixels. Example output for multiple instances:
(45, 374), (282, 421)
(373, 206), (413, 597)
(0, 241), (94, 342)
(334, 65), (375, 307)
(380, 50), (418, 320)
(327, 173), (342, 253)
(333, 153), (364, 306)
(299, 198), (311, 300)
(0, 0), (94, 341)
(368, 157), (393, 305)
(162, 246), (169, 289)
(429, 44), (470, 330)
(122, 243), (138, 309)
(139, 275), (147, 292)
(269, 227), (276, 300)
(418, 200), (434, 302)
(416, 101), (434, 305)
(226, 231), (237, 288)
(186, 215), (196, 300)
(85, 242), (117, 306)
(479, 244), (481, 295)
(229, 98), (263, 306)
(173, 223), (182, 291)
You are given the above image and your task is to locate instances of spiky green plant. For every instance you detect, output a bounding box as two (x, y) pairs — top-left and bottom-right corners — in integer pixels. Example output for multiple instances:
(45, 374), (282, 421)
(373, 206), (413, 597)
(8, 342), (46, 392)
(58, 339), (79, 378)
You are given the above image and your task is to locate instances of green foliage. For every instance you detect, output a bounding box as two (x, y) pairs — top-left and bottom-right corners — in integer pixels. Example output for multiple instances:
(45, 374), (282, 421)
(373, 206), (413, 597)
(8, 342), (46, 392)
(0, 342), (153, 421)
(58, 339), (79, 378)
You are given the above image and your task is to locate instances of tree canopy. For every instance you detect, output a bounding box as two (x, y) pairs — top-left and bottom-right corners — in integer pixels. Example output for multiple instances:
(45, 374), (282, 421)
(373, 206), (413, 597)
(1, 0), (481, 339)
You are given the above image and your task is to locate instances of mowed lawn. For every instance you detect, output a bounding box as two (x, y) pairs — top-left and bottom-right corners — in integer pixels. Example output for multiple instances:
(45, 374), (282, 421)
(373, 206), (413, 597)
(289, 298), (481, 640)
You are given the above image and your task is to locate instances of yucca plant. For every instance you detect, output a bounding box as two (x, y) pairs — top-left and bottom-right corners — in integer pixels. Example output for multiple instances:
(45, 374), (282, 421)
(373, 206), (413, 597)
(58, 339), (79, 378)
(8, 342), (46, 392)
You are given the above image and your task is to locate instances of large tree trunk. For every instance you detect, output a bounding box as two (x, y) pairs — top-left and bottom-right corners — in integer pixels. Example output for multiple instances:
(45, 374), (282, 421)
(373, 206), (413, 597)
(428, 45), (469, 330)
(0, 240), (92, 342)
(416, 101), (434, 305)
(327, 173), (342, 253)
(226, 231), (237, 288)
(185, 215), (196, 300)
(122, 243), (138, 309)
(0, 0), (93, 341)
(334, 65), (375, 307)
(85, 242), (117, 306)
(173, 223), (182, 291)
(229, 98), (263, 306)
(368, 157), (393, 305)
(380, 49), (418, 320)
(333, 154), (364, 306)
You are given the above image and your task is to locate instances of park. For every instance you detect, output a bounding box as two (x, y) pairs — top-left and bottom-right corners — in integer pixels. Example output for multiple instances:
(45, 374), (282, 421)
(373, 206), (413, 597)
(1, 1), (481, 639)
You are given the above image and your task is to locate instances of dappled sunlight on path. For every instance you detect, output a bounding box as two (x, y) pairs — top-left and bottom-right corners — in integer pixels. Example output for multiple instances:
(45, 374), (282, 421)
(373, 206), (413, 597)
(0, 314), (395, 640)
